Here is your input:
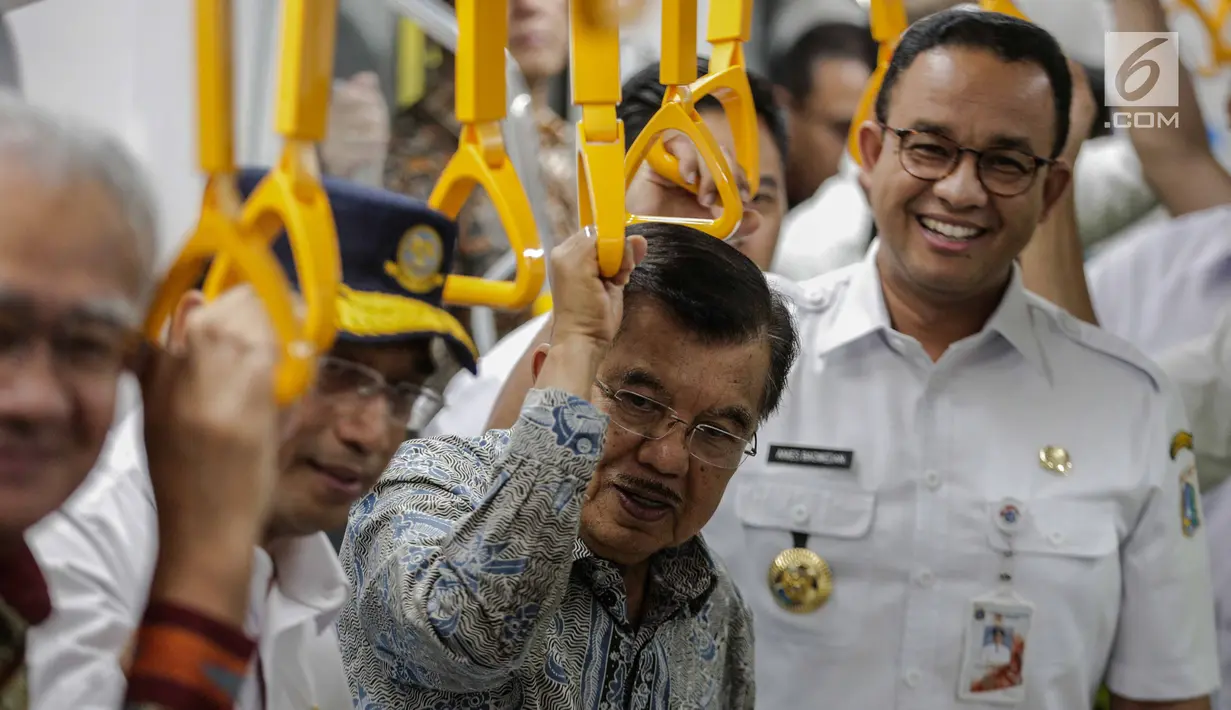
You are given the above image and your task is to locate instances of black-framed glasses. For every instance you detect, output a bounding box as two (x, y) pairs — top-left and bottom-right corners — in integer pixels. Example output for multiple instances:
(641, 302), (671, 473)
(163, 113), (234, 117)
(881, 124), (1054, 197)
(314, 355), (444, 433)
(595, 380), (757, 469)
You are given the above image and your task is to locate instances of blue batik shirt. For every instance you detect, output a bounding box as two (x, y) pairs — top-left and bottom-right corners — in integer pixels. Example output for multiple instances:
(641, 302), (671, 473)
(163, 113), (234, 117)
(337, 388), (754, 709)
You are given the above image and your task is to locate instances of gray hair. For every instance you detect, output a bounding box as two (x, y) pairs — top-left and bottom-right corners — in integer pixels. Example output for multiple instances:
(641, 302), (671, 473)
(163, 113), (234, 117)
(0, 91), (159, 306)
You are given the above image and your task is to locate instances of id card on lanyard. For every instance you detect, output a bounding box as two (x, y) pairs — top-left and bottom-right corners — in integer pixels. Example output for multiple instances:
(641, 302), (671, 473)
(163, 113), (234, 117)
(957, 498), (1035, 706)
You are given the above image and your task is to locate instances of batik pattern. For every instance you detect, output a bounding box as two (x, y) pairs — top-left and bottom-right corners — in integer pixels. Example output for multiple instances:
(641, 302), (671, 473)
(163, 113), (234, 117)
(338, 388), (755, 709)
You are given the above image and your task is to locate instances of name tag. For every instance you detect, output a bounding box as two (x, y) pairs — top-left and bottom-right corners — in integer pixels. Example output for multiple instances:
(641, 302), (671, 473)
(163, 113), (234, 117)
(768, 445), (854, 469)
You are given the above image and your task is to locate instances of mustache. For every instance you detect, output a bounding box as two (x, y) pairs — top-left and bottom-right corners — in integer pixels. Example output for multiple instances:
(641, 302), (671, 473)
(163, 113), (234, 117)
(610, 471), (683, 508)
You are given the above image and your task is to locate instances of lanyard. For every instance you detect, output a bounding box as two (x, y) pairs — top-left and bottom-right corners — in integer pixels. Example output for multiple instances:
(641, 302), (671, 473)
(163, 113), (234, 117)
(993, 499), (1025, 592)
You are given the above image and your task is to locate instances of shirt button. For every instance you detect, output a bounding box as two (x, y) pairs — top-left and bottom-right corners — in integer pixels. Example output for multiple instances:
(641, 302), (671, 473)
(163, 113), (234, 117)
(915, 569), (935, 588)
(1049, 531), (1065, 546)
(904, 669), (922, 687)
(923, 470), (942, 489)
(791, 503), (810, 524)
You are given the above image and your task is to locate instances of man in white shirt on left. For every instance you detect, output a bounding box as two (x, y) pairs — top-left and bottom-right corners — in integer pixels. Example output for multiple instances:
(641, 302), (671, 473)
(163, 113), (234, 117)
(23, 169), (478, 709)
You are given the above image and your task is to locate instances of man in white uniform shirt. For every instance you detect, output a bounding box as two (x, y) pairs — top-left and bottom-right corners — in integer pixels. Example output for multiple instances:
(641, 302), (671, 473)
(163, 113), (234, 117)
(702, 9), (1218, 710)
(25, 173), (476, 709)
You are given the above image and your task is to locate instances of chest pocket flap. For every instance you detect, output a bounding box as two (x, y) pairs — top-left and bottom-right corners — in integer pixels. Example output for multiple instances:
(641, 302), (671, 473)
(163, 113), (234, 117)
(736, 480), (875, 539)
(988, 498), (1119, 558)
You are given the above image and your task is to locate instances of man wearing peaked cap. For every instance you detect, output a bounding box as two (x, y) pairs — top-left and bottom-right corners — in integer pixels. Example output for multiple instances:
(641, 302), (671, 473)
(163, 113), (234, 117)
(241, 167), (479, 380)
(24, 169), (472, 710)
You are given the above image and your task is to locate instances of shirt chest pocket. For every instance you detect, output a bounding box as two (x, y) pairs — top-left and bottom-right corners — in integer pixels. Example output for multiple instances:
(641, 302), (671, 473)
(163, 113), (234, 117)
(985, 498), (1122, 624)
(734, 480), (875, 649)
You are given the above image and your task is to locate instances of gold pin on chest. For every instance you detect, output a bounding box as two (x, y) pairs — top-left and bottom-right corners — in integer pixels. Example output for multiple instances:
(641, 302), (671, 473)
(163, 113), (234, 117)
(1039, 446), (1072, 475)
(767, 547), (833, 613)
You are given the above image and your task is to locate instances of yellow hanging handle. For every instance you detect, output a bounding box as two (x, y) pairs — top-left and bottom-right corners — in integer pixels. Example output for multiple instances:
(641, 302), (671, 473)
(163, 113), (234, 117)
(582, 0), (651, 27)
(979, 0), (1029, 21)
(847, 0), (907, 166)
(651, 0), (759, 196)
(144, 0), (342, 405)
(623, 0), (744, 239)
(1165, 0), (1231, 77)
(430, 0), (546, 309)
(572, 0), (628, 277)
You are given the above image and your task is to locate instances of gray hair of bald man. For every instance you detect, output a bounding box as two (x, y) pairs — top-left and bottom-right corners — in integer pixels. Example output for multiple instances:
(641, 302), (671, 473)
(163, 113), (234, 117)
(0, 90), (159, 305)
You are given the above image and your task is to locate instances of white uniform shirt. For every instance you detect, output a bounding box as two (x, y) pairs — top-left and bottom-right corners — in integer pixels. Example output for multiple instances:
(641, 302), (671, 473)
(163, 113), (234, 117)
(423, 311), (550, 438)
(771, 154), (873, 283)
(1155, 306), (1231, 491)
(1204, 481), (1231, 710)
(1086, 204), (1231, 358)
(704, 247), (1219, 709)
(24, 410), (353, 710)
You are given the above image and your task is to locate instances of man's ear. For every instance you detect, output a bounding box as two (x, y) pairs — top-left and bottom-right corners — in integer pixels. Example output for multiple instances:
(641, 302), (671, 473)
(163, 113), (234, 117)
(166, 290), (206, 354)
(530, 343), (551, 383)
(1037, 162), (1073, 222)
(856, 120), (885, 175)
(772, 84), (794, 111)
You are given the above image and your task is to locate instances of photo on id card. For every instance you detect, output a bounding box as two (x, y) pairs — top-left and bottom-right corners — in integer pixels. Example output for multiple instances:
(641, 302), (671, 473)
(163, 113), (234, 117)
(957, 596), (1033, 705)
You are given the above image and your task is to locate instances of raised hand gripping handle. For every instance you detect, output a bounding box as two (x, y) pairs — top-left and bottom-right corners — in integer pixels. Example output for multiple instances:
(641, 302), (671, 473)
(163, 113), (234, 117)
(146, 0), (342, 404)
(1166, 0), (1231, 76)
(430, 0), (546, 308)
(639, 0), (759, 232)
(623, 98), (743, 237)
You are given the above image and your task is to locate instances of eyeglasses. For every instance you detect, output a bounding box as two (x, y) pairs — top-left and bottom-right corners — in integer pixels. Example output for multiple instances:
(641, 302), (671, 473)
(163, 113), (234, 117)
(881, 124), (1054, 197)
(595, 380), (757, 469)
(0, 307), (140, 382)
(314, 355), (444, 433)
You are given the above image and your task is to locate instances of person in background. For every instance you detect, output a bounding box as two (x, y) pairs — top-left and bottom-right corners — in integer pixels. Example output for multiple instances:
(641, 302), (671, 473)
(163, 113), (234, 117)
(424, 57), (789, 439)
(25, 172), (474, 709)
(1083, 0), (1231, 359)
(321, 0), (574, 346)
(702, 9), (1217, 709)
(768, 22), (876, 209)
(618, 58), (788, 272)
(1027, 1), (1231, 706)
(0, 93), (287, 709)
(338, 223), (798, 707)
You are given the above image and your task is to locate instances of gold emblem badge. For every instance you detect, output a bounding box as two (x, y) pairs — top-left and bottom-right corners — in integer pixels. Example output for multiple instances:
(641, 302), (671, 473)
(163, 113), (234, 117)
(385, 225), (446, 294)
(767, 547), (832, 613)
(1171, 430), (1194, 460)
(1039, 446), (1072, 475)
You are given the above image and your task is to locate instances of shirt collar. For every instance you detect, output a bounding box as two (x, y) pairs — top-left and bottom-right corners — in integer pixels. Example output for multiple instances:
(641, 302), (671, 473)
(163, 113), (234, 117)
(572, 536), (717, 607)
(650, 537), (719, 607)
(262, 532), (350, 635)
(813, 241), (1047, 375)
(0, 537), (51, 626)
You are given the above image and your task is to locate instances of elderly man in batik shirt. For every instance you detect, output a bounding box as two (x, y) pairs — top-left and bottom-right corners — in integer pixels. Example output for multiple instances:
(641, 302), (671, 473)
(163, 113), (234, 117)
(338, 223), (799, 707)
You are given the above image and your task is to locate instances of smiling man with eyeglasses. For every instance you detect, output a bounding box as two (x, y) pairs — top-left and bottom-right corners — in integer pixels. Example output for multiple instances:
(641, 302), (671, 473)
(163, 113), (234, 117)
(24, 171), (477, 709)
(699, 8), (1219, 710)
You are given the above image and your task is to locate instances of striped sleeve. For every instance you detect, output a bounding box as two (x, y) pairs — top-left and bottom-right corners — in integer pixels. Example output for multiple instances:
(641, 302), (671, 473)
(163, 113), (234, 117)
(124, 601), (254, 709)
